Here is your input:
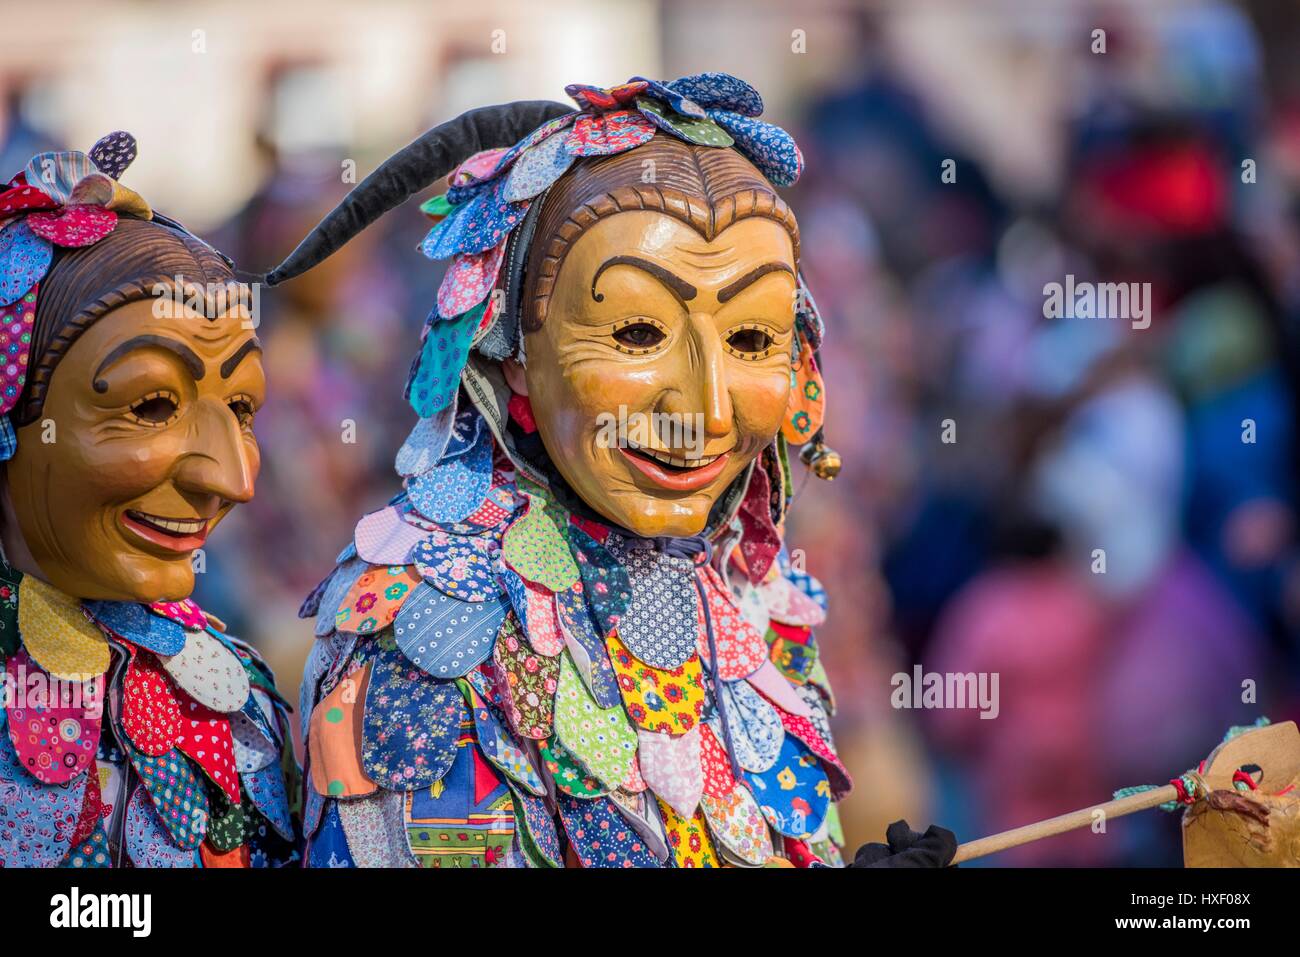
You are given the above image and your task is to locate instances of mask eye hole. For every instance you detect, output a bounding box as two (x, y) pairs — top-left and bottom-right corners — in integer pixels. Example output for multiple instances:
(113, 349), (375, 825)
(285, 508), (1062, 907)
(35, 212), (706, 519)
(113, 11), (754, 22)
(127, 392), (179, 426)
(228, 394), (257, 431)
(611, 320), (667, 352)
(726, 326), (774, 358)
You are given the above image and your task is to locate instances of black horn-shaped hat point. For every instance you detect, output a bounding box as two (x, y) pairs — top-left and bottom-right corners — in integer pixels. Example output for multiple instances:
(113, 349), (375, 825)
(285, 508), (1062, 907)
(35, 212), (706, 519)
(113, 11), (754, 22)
(261, 100), (573, 286)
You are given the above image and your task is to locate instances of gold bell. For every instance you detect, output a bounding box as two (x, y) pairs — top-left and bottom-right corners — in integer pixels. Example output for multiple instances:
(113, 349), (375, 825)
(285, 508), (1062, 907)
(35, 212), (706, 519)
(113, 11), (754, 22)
(800, 436), (841, 481)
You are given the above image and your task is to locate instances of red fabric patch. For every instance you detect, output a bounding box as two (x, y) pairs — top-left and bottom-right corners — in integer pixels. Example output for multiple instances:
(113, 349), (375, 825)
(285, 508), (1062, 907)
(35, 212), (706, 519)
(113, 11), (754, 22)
(70, 769), (102, 846)
(508, 393), (536, 433)
(0, 182), (55, 216)
(26, 204), (117, 247)
(0, 284), (38, 416)
(149, 598), (208, 631)
(737, 465), (780, 584)
(699, 724), (737, 798)
(768, 619), (812, 646)
(174, 696), (241, 804)
(698, 566), (767, 681)
(5, 647), (102, 784)
(122, 650), (184, 756)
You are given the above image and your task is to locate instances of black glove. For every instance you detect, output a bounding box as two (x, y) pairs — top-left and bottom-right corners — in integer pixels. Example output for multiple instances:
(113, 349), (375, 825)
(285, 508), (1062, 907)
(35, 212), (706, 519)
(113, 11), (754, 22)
(851, 819), (958, 868)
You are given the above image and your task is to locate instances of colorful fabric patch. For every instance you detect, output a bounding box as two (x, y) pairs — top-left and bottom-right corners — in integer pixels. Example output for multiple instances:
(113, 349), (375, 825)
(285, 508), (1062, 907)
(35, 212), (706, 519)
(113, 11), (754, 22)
(565, 80), (649, 111)
(230, 705), (279, 774)
(312, 558), (367, 636)
(27, 204), (117, 247)
(708, 109), (803, 187)
(466, 685), (544, 794)
(64, 821), (112, 868)
(174, 698), (240, 803)
(767, 624), (818, 685)
(556, 587), (620, 709)
(718, 678), (783, 773)
(503, 490), (580, 591)
(0, 220), (51, 307)
(606, 534), (700, 670)
(245, 761), (295, 842)
(570, 523), (630, 638)
(408, 304), (481, 418)
(699, 722), (738, 798)
(150, 598), (208, 632)
(510, 783), (562, 867)
(18, 577), (108, 680)
(782, 332), (825, 446)
(85, 600), (187, 656)
(502, 129), (576, 203)
(554, 651), (638, 792)
(419, 178), (529, 259)
(637, 724), (703, 818)
(411, 538), (500, 603)
(0, 719), (85, 866)
(124, 784), (199, 867)
(395, 401), (457, 478)
(0, 181), (55, 218)
(491, 614), (558, 739)
(565, 110), (656, 157)
(699, 567), (767, 681)
(88, 130), (138, 179)
(747, 659), (814, 718)
(761, 574), (826, 627)
(159, 628), (249, 713)
(5, 648), (100, 784)
(742, 733), (830, 840)
(0, 288), (37, 417)
(392, 582), (507, 679)
(308, 802), (356, 868)
(636, 96), (734, 147)
(334, 564), (420, 635)
(308, 661), (375, 798)
(128, 746), (209, 850)
(778, 708), (851, 799)
(403, 737), (516, 868)
(540, 736), (608, 798)
(406, 414), (493, 522)
(500, 568), (563, 656)
(737, 465), (781, 585)
(656, 799), (720, 868)
(337, 790), (416, 867)
(700, 781), (772, 866)
(437, 240), (506, 319)
(362, 639), (464, 790)
(204, 786), (247, 851)
(558, 792), (661, 868)
(354, 506), (426, 565)
(608, 631), (704, 735)
(668, 72), (764, 117)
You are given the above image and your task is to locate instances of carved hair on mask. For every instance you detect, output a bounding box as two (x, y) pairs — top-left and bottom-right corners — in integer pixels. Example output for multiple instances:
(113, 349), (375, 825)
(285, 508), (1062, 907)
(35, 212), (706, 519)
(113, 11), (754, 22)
(2, 216), (264, 602)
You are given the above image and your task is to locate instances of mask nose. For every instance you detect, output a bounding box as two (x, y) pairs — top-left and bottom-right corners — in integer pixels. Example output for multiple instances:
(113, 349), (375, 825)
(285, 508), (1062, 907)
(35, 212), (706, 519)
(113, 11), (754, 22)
(659, 313), (734, 448)
(172, 398), (257, 508)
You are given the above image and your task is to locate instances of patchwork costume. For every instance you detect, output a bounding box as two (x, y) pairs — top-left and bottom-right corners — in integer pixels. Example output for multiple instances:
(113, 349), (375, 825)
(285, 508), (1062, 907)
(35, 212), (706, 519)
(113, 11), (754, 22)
(276, 75), (847, 868)
(0, 137), (298, 868)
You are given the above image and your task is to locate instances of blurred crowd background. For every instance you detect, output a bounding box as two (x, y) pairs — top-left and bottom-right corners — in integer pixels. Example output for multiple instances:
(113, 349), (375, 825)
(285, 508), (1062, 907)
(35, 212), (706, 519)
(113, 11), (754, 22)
(6, 0), (1300, 864)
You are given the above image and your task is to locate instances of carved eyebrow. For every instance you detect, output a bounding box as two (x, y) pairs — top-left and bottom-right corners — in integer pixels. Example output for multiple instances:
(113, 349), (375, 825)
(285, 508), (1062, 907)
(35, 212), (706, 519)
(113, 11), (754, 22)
(716, 263), (795, 304)
(220, 337), (262, 379)
(592, 256), (697, 305)
(92, 335), (204, 392)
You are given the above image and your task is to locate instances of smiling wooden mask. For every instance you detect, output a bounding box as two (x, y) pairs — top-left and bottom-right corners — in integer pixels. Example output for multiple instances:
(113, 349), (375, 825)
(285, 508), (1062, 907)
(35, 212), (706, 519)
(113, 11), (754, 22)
(508, 136), (800, 537)
(4, 219), (263, 602)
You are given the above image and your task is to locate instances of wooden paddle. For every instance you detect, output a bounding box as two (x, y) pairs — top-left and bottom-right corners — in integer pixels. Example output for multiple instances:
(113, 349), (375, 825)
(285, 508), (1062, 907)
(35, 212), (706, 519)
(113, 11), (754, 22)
(951, 720), (1300, 865)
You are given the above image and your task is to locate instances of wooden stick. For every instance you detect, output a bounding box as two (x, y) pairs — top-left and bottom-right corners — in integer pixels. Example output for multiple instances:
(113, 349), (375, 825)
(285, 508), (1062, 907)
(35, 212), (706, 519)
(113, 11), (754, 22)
(951, 784), (1179, 864)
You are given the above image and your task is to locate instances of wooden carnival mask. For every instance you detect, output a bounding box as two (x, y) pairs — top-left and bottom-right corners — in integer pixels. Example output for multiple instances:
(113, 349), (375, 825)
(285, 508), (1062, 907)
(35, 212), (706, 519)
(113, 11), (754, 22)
(2, 219), (262, 603)
(507, 137), (800, 537)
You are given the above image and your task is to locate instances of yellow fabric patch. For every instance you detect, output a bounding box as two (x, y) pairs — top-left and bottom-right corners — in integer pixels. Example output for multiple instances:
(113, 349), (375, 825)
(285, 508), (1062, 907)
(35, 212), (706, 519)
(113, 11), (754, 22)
(18, 577), (109, 680)
(656, 798), (721, 868)
(607, 631), (706, 735)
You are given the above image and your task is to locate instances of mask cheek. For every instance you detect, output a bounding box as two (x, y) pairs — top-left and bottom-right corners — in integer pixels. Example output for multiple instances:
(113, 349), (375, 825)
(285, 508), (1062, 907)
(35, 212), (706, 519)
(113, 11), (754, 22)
(734, 365), (795, 446)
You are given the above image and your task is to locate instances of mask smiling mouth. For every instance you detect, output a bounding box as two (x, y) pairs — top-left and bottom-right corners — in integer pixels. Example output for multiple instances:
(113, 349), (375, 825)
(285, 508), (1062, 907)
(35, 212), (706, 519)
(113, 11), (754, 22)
(120, 509), (212, 553)
(619, 439), (733, 492)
